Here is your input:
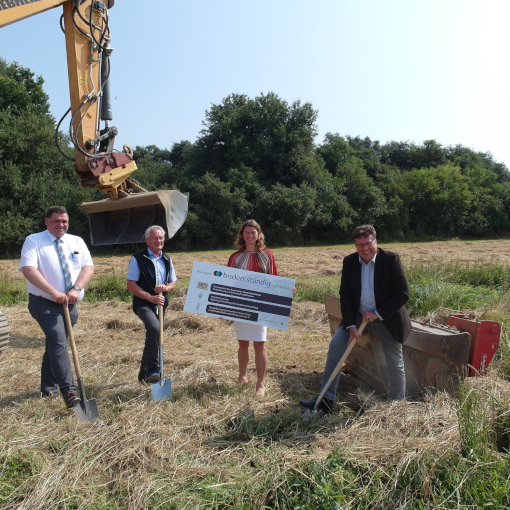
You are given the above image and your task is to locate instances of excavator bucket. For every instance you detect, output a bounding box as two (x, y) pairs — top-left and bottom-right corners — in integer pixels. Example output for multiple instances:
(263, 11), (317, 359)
(323, 294), (472, 396)
(81, 190), (189, 246)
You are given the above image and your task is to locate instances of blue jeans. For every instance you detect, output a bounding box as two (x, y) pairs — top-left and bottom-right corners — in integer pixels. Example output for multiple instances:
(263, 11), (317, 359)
(28, 295), (78, 396)
(322, 318), (406, 400)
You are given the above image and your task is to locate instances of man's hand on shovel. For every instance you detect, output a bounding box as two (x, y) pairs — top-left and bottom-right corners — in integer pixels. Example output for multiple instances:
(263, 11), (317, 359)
(362, 310), (378, 323)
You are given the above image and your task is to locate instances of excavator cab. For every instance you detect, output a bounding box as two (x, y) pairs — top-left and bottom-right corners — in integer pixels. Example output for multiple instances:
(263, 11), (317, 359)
(81, 190), (189, 245)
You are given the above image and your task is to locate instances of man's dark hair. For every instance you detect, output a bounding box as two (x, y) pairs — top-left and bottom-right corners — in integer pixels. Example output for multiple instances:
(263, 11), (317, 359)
(46, 206), (68, 218)
(353, 224), (376, 240)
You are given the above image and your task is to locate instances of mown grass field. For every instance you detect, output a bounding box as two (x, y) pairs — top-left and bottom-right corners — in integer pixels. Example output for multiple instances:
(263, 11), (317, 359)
(1, 240), (510, 509)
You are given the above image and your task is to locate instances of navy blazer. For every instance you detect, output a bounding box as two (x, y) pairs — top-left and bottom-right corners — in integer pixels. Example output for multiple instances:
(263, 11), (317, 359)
(339, 247), (411, 344)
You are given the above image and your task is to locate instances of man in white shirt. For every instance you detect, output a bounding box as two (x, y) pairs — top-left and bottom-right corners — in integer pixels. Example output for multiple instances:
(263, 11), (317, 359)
(127, 225), (176, 383)
(19, 206), (94, 409)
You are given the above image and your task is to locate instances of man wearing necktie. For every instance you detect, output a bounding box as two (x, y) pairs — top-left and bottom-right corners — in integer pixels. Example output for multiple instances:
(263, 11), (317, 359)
(127, 225), (176, 384)
(300, 224), (411, 413)
(19, 206), (94, 409)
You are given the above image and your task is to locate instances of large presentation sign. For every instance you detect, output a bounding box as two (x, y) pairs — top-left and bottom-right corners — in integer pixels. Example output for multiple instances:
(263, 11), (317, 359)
(183, 262), (295, 330)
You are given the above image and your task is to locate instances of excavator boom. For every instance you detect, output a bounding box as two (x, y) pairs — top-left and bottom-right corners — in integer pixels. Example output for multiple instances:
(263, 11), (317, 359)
(0, 0), (188, 245)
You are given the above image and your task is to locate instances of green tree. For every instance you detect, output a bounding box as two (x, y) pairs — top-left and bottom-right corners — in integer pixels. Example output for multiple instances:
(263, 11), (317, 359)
(345, 136), (384, 177)
(405, 164), (473, 236)
(462, 166), (510, 235)
(133, 144), (187, 191)
(254, 183), (317, 241)
(373, 168), (410, 239)
(317, 133), (355, 174)
(379, 140), (416, 171)
(408, 140), (447, 169)
(189, 92), (320, 187)
(0, 60), (94, 254)
(176, 173), (251, 248)
(303, 176), (354, 242)
(335, 156), (387, 227)
(0, 59), (50, 116)
(446, 144), (510, 182)
(0, 108), (95, 254)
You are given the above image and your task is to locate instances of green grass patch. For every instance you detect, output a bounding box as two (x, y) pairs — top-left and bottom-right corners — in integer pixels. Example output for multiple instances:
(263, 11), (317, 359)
(406, 261), (510, 289)
(407, 282), (501, 318)
(0, 277), (26, 307)
(85, 272), (132, 303)
(146, 447), (510, 509)
(294, 276), (339, 303)
(0, 453), (40, 504)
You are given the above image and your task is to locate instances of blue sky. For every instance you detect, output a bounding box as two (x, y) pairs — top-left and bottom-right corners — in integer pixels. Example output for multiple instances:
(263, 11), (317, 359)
(2, 0), (510, 167)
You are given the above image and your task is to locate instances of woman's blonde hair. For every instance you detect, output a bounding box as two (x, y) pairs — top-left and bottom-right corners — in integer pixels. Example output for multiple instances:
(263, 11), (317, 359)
(234, 219), (266, 251)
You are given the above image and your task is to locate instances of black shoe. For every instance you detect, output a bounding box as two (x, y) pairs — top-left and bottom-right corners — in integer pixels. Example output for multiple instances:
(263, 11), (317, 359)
(63, 391), (81, 409)
(146, 372), (160, 383)
(299, 397), (334, 413)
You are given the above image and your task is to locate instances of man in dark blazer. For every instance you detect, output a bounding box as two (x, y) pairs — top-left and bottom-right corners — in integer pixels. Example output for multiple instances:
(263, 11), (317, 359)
(300, 224), (411, 413)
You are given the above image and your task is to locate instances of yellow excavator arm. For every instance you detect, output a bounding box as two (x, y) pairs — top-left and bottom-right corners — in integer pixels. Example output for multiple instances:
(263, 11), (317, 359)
(0, 0), (67, 27)
(0, 0), (188, 245)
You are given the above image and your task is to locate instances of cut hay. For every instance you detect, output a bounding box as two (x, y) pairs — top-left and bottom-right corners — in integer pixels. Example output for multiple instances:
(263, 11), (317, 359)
(2, 241), (510, 508)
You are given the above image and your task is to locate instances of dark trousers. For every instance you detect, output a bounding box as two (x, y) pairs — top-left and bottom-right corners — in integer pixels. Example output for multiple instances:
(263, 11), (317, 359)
(28, 294), (78, 396)
(135, 305), (165, 381)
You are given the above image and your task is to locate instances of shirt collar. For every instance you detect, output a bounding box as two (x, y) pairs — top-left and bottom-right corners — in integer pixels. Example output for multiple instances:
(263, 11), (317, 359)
(46, 230), (66, 243)
(147, 247), (162, 259)
(359, 252), (377, 265)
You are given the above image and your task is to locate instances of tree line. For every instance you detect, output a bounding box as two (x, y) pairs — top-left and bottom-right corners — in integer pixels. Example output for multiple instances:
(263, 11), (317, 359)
(1, 59), (509, 255)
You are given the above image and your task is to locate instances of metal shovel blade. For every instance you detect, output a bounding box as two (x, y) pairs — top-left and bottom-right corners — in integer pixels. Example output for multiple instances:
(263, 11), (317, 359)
(151, 330), (171, 401)
(151, 379), (172, 401)
(302, 408), (318, 419)
(73, 398), (100, 423)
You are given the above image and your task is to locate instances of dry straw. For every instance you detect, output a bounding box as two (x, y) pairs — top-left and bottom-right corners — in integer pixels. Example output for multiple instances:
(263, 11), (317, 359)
(2, 241), (510, 508)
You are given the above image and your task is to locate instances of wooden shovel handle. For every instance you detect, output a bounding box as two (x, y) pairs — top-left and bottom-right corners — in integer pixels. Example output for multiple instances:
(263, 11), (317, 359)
(63, 304), (82, 379)
(158, 292), (164, 348)
(313, 320), (368, 410)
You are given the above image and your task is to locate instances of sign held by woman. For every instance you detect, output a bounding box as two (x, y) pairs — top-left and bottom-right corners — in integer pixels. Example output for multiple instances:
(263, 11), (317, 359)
(184, 261), (295, 330)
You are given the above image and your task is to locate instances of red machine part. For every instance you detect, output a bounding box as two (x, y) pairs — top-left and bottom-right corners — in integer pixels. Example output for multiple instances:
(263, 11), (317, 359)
(446, 314), (501, 376)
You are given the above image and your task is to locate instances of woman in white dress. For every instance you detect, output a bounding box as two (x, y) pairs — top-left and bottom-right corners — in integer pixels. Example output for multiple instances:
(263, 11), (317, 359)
(227, 219), (279, 396)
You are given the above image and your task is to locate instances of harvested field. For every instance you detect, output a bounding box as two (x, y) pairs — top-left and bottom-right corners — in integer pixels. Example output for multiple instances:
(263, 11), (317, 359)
(4, 239), (510, 283)
(1, 240), (509, 508)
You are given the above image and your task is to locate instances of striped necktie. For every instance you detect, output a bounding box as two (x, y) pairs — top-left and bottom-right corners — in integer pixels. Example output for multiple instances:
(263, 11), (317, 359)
(56, 238), (73, 293)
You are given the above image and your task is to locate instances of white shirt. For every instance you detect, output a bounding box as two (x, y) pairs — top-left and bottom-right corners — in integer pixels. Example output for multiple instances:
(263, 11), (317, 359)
(19, 230), (94, 301)
(358, 253), (382, 320)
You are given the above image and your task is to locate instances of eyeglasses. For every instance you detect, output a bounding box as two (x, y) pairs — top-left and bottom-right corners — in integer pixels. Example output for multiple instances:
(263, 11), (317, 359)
(149, 236), (165, 241)
(355, 241), (374, 248)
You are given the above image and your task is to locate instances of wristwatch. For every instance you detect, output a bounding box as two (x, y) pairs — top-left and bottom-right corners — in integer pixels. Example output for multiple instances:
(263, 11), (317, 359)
(72, 285), (81, 291)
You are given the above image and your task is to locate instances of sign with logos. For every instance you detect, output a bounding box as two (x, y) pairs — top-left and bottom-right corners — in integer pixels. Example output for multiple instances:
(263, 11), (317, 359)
(183, 261), (295, 330)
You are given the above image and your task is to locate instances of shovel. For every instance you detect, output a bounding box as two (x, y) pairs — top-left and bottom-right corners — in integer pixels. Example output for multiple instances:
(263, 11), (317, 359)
(303, 320), (368, 419)
(151, 298), (171, 401)
(63, 304), (100, 422)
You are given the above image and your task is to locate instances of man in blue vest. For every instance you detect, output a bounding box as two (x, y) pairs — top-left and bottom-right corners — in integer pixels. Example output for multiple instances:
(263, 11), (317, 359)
(127, 225), (177, 383)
